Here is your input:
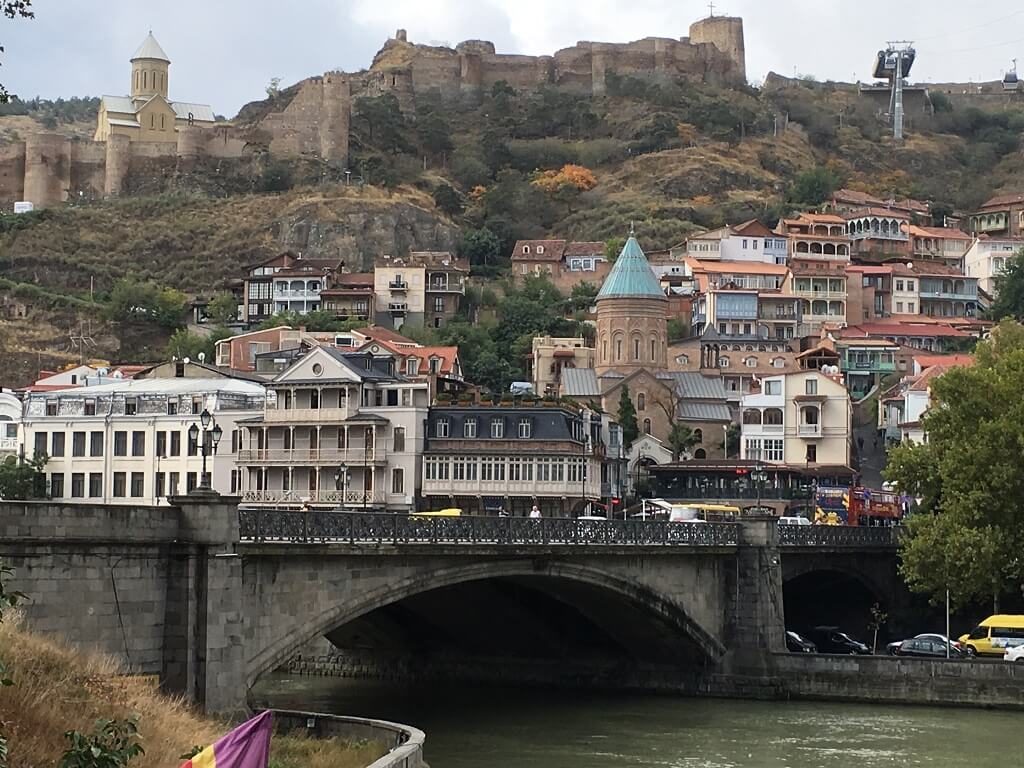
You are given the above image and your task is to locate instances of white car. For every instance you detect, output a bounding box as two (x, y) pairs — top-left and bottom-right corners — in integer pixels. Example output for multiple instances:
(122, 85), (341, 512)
(778, 516), (811, 526)
(1004, 645), (1024, 662)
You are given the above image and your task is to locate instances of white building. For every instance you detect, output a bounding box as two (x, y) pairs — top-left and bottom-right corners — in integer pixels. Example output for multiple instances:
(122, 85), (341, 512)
(739, 369), (851, 468)
(686, 220), (789, 265)
(21, 378), (265, 504)
(237, 345), (429, 511)
(963, 236), (1024, 296)
(0, 390), (21, 460)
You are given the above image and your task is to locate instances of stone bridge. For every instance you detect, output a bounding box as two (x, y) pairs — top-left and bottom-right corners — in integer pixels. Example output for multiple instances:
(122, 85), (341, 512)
(0, 496), (904, 714)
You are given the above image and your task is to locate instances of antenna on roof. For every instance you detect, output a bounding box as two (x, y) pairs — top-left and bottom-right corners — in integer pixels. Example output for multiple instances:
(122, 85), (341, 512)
(629, 221), (635, 236)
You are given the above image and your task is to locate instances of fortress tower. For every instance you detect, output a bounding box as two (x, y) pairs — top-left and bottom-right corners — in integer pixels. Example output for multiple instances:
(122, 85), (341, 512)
(130, 32), (170, 105)
(594, 234), (668, 375)
(688, 15), (746, 82)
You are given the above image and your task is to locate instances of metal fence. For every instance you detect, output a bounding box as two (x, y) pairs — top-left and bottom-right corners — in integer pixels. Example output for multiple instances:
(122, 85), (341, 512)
(777, 524), (902, 547)
(238, 510), (740, 547)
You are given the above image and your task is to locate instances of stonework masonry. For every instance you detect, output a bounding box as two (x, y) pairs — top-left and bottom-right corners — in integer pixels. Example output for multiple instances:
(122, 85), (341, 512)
(5, 15), (743, 209)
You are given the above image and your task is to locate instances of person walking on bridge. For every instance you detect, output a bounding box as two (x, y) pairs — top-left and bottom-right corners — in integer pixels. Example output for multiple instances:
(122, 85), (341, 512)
(529, 505), (542, 518)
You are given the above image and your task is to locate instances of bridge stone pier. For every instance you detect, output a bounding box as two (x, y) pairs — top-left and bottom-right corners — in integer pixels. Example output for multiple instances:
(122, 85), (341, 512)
(0, 497), (902, 714)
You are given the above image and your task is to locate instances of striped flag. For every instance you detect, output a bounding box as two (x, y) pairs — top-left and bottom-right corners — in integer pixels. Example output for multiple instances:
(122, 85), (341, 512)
(182, 711), (273, 768)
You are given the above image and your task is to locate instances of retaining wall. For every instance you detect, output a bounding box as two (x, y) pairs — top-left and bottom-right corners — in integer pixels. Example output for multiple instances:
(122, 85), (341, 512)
(775, 653), (1024, 709)
(271, 709), (425, 768)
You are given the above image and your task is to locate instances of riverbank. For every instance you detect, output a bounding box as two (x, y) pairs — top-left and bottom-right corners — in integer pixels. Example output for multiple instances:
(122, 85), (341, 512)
(0, 619), (387, 768)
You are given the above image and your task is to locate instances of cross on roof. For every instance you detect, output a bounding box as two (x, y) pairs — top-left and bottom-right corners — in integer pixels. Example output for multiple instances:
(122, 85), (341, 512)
(708, 2), (715, 16)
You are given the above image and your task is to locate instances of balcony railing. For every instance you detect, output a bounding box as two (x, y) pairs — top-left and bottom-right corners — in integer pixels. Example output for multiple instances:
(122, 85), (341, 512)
(421, 477), (603, 497)
(428, 281), (463, 293)
(274, 290), (320, 299)
(238, 510), (741, 546)
(389, 302), (408, 313)
(261, 407), (351, 423)
(797, 424), (821, 437)
(845, 359), (896, 372)
(240, 489), (381, 506)
(0, 437), (17, 452)
(388, 279), (408, 290)
(918, 291), (977, 302)
(648, 486), (814, 501)
(238, 447), (385, 464)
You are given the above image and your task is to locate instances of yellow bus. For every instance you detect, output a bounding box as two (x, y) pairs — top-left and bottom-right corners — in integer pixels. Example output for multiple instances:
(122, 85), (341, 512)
(958, 615), (1024, 657)
(410, 508), (462, 517)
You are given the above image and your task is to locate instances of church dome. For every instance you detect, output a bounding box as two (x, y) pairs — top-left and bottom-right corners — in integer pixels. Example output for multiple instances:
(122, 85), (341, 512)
(596, 235), (666, 300)
(131, 32), (170, 63)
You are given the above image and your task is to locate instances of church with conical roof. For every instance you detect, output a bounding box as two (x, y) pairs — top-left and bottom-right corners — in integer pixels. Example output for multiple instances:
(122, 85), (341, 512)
(95, 32), (215, 143)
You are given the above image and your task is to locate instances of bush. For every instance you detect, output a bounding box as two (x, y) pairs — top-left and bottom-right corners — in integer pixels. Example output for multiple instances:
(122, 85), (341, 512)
(450, 149), (491, 189)
(256, 161), (294, 193)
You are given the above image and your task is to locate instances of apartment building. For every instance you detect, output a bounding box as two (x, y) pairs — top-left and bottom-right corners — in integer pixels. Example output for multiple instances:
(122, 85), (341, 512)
(21, 378), (265, 504)
(906, 225), (971, 268)
(963, 235), (1024, 296)
(787, 260), (848, 331)
(842, 207), (911, 257)
(845, 265), (893, 322)
(241, 252), (341, 325)
(739, 369), (851, 468)
(421, 404), (622, 517)
(529, 336), (597, 397)
(319, 273), (374, 322)
(965, 193), (1024, 238)
(777, 212), (852, 262)
(374, 251), (468, 330)
(511, 239), (609, 292)
(685, 220), (788, 265)
(236, 345), (429, 511)
(890, 262), (979, 319)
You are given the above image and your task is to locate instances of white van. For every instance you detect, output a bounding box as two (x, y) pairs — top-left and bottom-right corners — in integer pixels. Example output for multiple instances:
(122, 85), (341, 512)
(778, 516), (811, 526)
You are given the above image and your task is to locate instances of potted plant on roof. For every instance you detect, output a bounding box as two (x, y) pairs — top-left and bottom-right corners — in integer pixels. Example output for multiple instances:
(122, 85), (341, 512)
(522, 393), (538, 407)
(541, 394), (558, 407)
(457, 391), (473, 405)
(436, 392), (453, 405)
(499, 391), (515, 406)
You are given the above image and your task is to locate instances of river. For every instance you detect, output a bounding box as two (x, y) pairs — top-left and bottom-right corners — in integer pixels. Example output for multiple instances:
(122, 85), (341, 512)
(256, 674), (1019, 767)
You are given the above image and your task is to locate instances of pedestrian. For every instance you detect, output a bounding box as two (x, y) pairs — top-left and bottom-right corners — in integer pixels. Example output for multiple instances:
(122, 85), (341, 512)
(529, 504), (542, 518)
(857, 436), (864, 451)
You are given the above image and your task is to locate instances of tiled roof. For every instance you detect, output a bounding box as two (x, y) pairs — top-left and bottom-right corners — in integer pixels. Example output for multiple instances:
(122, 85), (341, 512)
(564, 241), (605, 257)
(978, 192), (1024, 210)
(170, 101), (215, 123)
(100, 95), (136, 114)
(352, 326), (418, 346)
(132, 32), (170, 62)
(596, 236), (666, 300)
(844, 206), (911, 219)
(832, 188), (885, 205)
(791, 212), (847, 225)
(908, 364), (951, 391)
(688, 258), (789, 275)
(889, 261), (968, 277)
(511, 240), (567, 262)
(561, 367), (601, 396)
(846, 322), (971, 338)
(677, 401), (732, 422)
(913, 353), (973, 371)
(731, 219), (776, 237)
(906, 225), (971, 240)
(845, 265), (892, 274)
(660, 371), (731, 400)
(408, 346), (460, 376)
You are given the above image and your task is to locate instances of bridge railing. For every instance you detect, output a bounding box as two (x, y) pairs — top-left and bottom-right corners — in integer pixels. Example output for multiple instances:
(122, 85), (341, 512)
(777, 524), (903, 547)
(238, 510), (740, 547)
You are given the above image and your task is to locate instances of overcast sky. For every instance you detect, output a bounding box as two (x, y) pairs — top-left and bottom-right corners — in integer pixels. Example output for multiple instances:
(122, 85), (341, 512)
(6, 1), (1024, 116)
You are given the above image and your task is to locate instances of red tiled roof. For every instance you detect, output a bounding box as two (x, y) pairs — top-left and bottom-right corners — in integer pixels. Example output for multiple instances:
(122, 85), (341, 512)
(408, 346), (460, 376)
(908, 364), (952, 391)
(846, 322), (971, 338)
(353, 326), (418, 346)
(563, 241), (605, 257)
(686, 258), (789, 275)
(844, 206), (911, 220)
(906, 225), (971, 240)
(913, 353), (974, 370)
(978, 192), (1024, 210)
(889, 261), (967, 277)
(511, 240), (567, 262)
(832, 188), (885, 206)
(731, 219), (776, 237)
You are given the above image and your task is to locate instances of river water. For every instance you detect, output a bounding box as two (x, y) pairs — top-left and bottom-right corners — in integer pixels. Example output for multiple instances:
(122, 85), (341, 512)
(256, 674), (1019, 767)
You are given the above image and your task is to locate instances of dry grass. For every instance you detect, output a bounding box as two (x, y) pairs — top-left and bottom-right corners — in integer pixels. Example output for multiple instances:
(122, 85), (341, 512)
(0, 618), (385, 768)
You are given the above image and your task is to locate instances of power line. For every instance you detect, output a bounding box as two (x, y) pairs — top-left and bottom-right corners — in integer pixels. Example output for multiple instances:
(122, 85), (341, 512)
(922, 34), (1024, 57)
(913, 10), (1024, 42)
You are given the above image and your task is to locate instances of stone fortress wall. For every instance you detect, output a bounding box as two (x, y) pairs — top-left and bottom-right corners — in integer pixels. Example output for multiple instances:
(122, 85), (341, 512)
(6, 15), (744, 209)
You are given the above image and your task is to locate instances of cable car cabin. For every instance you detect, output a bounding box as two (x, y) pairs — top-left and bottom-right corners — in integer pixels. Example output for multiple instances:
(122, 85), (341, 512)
(1003, 70), (1019, 92)
(872, 47), (915, 80)
(845, 488), (903, 526)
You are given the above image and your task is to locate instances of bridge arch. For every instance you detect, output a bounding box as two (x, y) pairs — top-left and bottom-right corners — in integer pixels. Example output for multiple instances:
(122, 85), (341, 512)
(245, 559), (726, 688)
(781, 561), (889, 642)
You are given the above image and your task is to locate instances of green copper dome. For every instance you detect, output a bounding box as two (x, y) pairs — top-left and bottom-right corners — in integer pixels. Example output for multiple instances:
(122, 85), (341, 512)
(596, 236), (666, 300)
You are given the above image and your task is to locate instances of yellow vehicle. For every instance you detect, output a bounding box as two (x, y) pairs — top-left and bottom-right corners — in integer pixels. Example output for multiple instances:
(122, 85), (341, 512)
(691, 504), (741, 519)
(958, 615), (1024, 657)
(410, 508), (462, 517)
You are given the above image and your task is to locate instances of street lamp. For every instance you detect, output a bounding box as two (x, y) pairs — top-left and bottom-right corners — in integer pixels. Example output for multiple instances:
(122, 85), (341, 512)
(580, 414), (588, 517)
(334, 462), (350, 509)
(751, 463), (768, 514)
(187, 408), (222, 491)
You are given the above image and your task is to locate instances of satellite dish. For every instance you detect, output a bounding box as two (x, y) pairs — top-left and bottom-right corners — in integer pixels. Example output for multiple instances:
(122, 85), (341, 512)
(197, 351), (206, 363)
(183, 357), (191, 365)
(906, 262), (913, 270)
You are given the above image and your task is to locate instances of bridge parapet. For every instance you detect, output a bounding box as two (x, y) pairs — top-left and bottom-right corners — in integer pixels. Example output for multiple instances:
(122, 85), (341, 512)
(778, 524), (902, 548)
(238, 509), (740, 547)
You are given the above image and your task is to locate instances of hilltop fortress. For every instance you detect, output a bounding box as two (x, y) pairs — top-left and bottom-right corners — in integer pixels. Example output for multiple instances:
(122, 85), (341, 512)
(1, 15), (745, 209)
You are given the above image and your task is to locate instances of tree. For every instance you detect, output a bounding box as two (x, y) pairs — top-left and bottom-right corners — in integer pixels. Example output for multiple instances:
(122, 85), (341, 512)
(667, 423), (701, 462)
(605, 237), (625, 262)
(617, 386), (640, 450)
(564, 282), (598, 313)
(885, 319), (1024, 610)
(165, 329), (215, 362)
(867, 602), (888, 655)
(0, 453), (46, 500)
(205, 292), (238, 327)
(265, 76), (281, 99)
(433, 184), (463, 218)
(106, 279), (187, 329)
(719, 423), (740, 459)
(988, 248), (1024, 321)
(667, 317), (690, 343)
(786, 166), (841, 208)
(416, 111), (454, 157)
(459, 227), (502, 267)
(531, 164), (597, 213)
(354, 94), (409, 153)
(0, 1), (33, 104)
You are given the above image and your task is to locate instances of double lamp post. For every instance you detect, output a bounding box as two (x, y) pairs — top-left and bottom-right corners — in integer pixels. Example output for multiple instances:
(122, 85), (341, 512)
(187, 408), (223, 491)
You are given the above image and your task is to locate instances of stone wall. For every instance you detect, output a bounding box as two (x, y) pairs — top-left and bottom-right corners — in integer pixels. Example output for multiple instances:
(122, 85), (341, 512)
(775, 653), (1024, 709)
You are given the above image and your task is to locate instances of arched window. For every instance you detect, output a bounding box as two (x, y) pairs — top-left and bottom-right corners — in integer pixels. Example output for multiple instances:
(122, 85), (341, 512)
(643, 418), (652, 434)
(802, 406), (820, 425)
(764, 408), (784, 425)
(602, 340), (608, 360)
(650, 338), (657, 361)
(693, 429), (703, 443)
(637, 393), (646, 411)
(143, 71), (148, 88)
(615, 338), (623, 361)
(742, 409), (762, 424)
(694, 448), (706, 459)
(633, 338), (641, 360)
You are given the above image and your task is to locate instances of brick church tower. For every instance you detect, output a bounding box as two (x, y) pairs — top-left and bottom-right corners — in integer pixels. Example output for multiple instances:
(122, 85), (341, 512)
(594, 234), (668, 375)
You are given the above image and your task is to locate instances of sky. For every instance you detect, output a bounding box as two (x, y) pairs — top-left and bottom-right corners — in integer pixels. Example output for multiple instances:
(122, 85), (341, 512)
(5, 1), (1024, 116)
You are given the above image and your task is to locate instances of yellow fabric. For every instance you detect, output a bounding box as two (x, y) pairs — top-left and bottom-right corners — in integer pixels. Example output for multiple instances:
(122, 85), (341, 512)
(189, 746), (217, 768)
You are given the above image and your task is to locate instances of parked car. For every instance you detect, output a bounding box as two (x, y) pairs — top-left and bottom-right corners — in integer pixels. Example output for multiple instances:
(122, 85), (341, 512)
(893, 637), (964, 658)
(807, 626), (871, 654)
(885, 633), (962, 656)
(1004, 645), (1024, 662)
(958, 615), (1024, 657)
(786, 630), (816, 653)
(778, 516), (811, 526)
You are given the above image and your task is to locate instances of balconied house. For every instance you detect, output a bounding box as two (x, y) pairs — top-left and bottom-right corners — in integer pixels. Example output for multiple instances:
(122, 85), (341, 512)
(777, 212), (852, 262)
(786, 260), (848, 331)
(824, 188), (929, 220)
(834, 337), (900, 399)
(878, 356), (972, 445)
(963, 235), (1024, 297)
(237, 345), (429, 511)
(241, 252), (342, 325)
(740, 369), (851, 468)
(684, 221), (788, 265)
(965, 193), (1024, 238)
(421, 403), (624, 517)
(907, 225), (972, 268)
(319, 273), (374, 322)
(21, 378), (265, 505)
(845, 265), (893, 323)
(374, 251), (468, 330)
(842, 207), (910, 257)
(890, 262), (979, 319)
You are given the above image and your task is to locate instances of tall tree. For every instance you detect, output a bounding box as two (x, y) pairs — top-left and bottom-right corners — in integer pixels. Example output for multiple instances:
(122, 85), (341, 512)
(885, 319), (1024, 611)
(617, 386), (640, 450)
(667, 423), (701, 462)
(988, 248), (1024, 321)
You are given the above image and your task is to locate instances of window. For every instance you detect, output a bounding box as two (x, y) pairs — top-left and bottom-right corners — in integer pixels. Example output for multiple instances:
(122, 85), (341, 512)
(616, 339), (622, 360)
(169, 472), (179, 496)
(693, 428), (703, 443)
(765, 380), (782, 396)
(124, 398), (137, 416)
(719, 356), (730, 368)
(637, 393), (646, 411)
(49, 473), (64, 498)
(114, 431), (128, 456)
(763, 439), (784, 462)
(393, 427), (405, 452)
(45, 401), (57, 416)
(463, 419), (477, 438)
(907, 302), (915, 313)
(71, 473), (85, 498)
(896, 301), (904, 313)
(132, 431), (145, 457)
(188, 431), (199, 456)
(72, 431), (86, 457)
(84, 400), (96, 416)
(186, 472), (198, 492)
(745, 437), (761, 460)
(170, 431), (181, 457)
(230, 470), (239, 494)
(745, 357), (757, 368)
(406, 358), (419, 376)
(130, 472), (144, 498)
(155, 472), (165, 498)
(33, 432), (46, 457)
(805, 378), (818, 395)
(435, 418), (449, 438)
(50, 432), (65, 457)
(907, 280), (915, 291)
(518, 418), (531, 438)
(89, 432), (104, 457)
(433, 297), (444, 313)
(643, 418), (652, 434)
(113, 472), (127, 497)
(167, 400), (178, 415)
(806, 445), (817, 463)
(490, 418), (504, 438)
(895, 280), (904, 291)
(633, 339), (641, 360)
(429, 357), (441, 374)
(536, 245), (544, 254)
(391, 468), (404, 495)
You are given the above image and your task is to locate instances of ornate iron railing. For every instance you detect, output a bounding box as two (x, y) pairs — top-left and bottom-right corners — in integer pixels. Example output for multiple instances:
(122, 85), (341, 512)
(238, 510), (740, 547)
(777, 524), (902, 547)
